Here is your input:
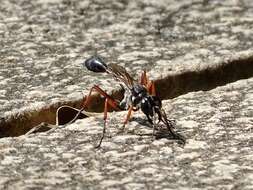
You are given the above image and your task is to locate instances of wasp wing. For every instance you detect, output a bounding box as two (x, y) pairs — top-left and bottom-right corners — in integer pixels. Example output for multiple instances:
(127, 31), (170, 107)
(107, 63), (135, 89)
(83, 56), (135, 89)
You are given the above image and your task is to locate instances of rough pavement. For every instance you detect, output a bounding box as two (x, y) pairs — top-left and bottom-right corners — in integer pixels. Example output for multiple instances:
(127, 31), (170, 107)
(0, 0), (253, 189)
(1, 0), (253, 117)
(0, 77), (252, 189)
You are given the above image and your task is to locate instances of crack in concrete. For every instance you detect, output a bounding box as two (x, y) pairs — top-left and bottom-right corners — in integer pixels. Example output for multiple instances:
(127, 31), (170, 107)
(0, 56), (253, 138)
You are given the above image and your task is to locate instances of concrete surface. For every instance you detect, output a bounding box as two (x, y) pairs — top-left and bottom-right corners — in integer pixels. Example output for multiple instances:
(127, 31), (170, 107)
(0, 0), (253, 189)
(0, 77), (252, 189)
(1, 0), (253, 117)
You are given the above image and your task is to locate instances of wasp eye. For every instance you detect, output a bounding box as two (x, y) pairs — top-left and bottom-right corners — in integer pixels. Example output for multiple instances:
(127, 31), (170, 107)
(83, 56), (107, 72)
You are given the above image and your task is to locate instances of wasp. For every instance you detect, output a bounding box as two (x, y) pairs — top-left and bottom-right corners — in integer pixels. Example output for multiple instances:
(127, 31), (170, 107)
(73, 56), (185, 148)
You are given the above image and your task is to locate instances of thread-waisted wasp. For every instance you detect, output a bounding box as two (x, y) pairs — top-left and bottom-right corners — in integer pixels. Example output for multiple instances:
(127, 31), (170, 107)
(72, 56), (185, 148)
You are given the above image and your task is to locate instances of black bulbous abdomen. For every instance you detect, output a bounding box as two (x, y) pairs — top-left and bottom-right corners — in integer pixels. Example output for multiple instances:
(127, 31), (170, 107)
(83, 56), (107, 72)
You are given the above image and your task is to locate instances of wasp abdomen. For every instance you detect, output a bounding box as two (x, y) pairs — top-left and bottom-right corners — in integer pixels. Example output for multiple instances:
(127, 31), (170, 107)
(83, 56), (107, 72)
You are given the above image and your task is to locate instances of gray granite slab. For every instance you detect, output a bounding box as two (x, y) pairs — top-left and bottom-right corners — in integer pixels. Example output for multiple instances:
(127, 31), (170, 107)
(0, 77), (252, 189)
(1, 1), (253, 189)
(1, 0), (253, 118)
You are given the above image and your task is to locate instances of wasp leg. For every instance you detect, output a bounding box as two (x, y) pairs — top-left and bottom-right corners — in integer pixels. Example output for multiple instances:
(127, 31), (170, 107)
(147, 80), (156, 96)
(96, 93), (125, 148)
(79, 86), (122, 148)
(140, 71), (156, 96)
(69, 85), (121, 124)
(152, 108), (159, 139)
(117, 105), (133, 134)
(95, 98), (109, 148)
(82, 85), (121, 111)
(160, 110), (186, 144)
(140, 70), (148, 86)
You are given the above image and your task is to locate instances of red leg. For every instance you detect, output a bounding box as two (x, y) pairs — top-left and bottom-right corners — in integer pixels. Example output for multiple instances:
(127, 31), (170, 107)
(95, 98), (109, 148)
(96, 94), (128, 148)
(140, 70), (148, 86)
(82, 85), (121, 111)
(140, 71), (156, 96)
(123, 105), (133, 125)
(117, 105), (133, 134)
(79, 85), (123, 148)
(146, 80), (156, 96)
(69, 85), (120, 125)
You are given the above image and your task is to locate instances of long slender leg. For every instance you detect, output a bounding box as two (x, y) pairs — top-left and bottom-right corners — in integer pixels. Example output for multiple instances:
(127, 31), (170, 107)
(146, 80), (156, 96)
(69, 85), (121, 124)
(152, 109), (157, 138)
(140, 71), (156, 96)
(68, 85), (124, 148)
(160, 109), (175, 135)
(95, 94), (127, 148)
(123, 105), (133, 126)
(160, 109), (185, 144)
(140, 70), (148, 86)
(95, 98), (109, 148)
(140, 71), (184, 142)
(118, 105), (133, 133)
(82, 85), (120, 110)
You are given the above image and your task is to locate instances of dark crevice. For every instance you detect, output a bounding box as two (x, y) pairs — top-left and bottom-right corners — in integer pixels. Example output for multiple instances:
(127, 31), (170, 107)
(0, 89), (124, 138)
(155, 56), (253, 99)
(0, 56), (253, 138)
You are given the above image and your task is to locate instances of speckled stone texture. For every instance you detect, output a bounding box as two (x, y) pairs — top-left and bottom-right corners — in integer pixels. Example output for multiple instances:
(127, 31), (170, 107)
(0, 78), (252, 189)
(1, 0), (253, 117)
(1, 0), (253, 189)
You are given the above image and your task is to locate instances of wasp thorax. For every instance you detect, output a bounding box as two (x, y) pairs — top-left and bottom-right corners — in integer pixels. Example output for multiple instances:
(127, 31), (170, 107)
(131, 84), (147, 106)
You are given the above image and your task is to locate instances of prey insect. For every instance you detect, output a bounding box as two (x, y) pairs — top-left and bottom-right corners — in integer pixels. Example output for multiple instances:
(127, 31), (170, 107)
(75, 56), (185, 148)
